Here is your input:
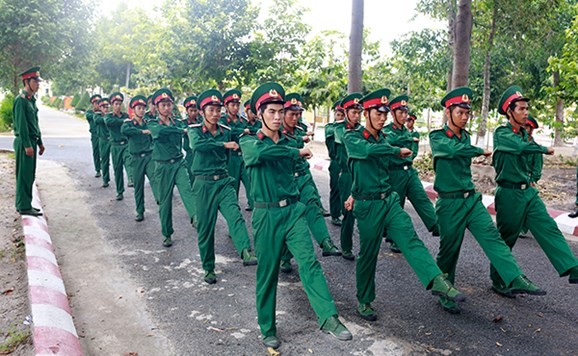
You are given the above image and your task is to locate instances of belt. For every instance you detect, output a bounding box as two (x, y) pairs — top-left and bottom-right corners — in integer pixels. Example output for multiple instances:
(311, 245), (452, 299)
(294, 170), (308, 177)
(113, 140), (127, 145)
(498, 182), (529, 190)
(232, 151), (243, 156)
(195, 174), (228, 181)
(389, 163), (413, 171)
(133, 152), (152, 158)
(156, 158), (180, 164)
(352, 191), (390, 201)
(437, 190), (475, 199)
(254, 196), (298, 208)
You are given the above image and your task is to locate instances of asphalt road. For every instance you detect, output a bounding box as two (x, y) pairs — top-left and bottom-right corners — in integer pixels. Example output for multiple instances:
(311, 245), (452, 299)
(2, 106), (578, 355)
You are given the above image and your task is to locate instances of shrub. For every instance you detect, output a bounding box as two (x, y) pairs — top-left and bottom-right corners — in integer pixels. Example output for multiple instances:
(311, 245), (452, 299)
(75, 92), (90, 112)
(0, 93), (15, 131)
(70, 93), (80, 107)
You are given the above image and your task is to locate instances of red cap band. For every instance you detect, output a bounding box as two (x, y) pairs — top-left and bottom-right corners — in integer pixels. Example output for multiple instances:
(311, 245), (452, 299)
(22, 72), (40, 80)
(526, 119), (537, 129)
(255, 90), (282, 111)
(131, 99), (147, 108)
(362, 98), (386, 109)
(444, 96), (470, 109)
(200, 96), (222, 109)
(502, 93), (523, 113)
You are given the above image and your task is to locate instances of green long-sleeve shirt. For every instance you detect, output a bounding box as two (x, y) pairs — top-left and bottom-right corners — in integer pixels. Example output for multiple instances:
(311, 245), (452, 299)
(180, 117), (199, 154)
(86, 109), (99, 135)
(13, 90), (42, 147)
(334, 121), (360, 171)
(220, 114), (246, 145)
(240, 130), (301, 203)
(527, 136), (544, 183)
(383, 122), (414, 166)
(429, 125), (485, 194)
(246, 120), (262, 134)
(325, 122), (337, 160)
(281, 125), (309, 173)
(343, 126), (401, 197)
(94, 112), (109, 139)
(149, 117), (186, 161)
(121, 118), (153, 155)
(188, 122), (231, 176)
(492, 123), (548, 185)
(105, 112), (130, 143)
(410, 130), (420, 161)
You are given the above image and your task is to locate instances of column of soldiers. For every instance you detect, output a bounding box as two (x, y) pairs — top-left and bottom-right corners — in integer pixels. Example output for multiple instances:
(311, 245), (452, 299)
(14, 66), (578, 351)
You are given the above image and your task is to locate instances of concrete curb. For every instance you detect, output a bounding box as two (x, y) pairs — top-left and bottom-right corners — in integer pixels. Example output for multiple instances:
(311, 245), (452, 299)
(310, 158), (578, 237)
(22, 183), (82, 355)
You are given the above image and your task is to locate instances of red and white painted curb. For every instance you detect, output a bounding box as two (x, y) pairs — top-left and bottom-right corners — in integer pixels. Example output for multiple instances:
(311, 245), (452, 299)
(311, 158), (578, 237)
(22, 184), (82, 355)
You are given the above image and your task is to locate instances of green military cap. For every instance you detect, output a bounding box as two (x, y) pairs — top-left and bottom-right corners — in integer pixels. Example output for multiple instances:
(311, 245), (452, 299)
(284, 93), (304, 111)
(243, 99), (251, 109)
(389, 94), (409, 112)
(152, 88), (174, 105)
(90, 94), (102, 104)
(441, 86), (473, 110)
(498, 85), (529, 115)
(526, 114), (539, 129)
(98, 97), (110, 106)
(223, 89), (242, 105)
(130, 95), (148, 109)
(110, 92), (124, 104)
(250, 82), (285, 114)
(332, 100), (344, 112)
(198, 89), (223, 110)
(407, 111), (417, 121)
(341, 93), (364, 110)
(183, 95), (198, 109)
(359, 88), (391, 113)
(147, 95), (153, 103)
(19, 66), (42, 81)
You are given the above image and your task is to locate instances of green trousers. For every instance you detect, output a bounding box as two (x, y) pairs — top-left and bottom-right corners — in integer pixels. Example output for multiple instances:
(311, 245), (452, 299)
(91, 134), (101, 174)
(184, 150), (195, 187)
(353, 193), (442, 304)
(491, 187), (578, 284)
(435, 192), (522, 286)
(132, 153), (158, 215)
(228, 152), (253, 209)
(111, 143), (133, 195)
(154, 159), (197, 238)
(98, 138), (111, 185)
(328, 159), (342, 219)
(253, 202), (337, 337)
(13, 137), (37, 211)
(339, 170), (355, 253)
(192, 176), (252, 272)
(389, 168), (437, 231)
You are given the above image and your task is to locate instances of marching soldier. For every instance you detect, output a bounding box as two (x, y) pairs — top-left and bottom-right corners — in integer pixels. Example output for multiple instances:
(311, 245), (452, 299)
(121, 95), (159, 221)
(87, 94), (102, 178)
(13, 67), (45, 216)
(188, 90), (257, 284)
(325, 101), (344, 226)
(406, 112), (419, 160)
(240, 82), (352, 350)
(279, 93), (341, 273)
(106, 92), (134, 200)
(430, 87), (545, 314)
(94, 98), (111, 188)
(524, 115), (543, 185)
(181, 95), (199, 185)
(383, 95), (439, 253)
(148, 88), (197, 247)
(490, 85), (578, 291)
(220, 89), (253, 211)
(334, 93), (363, 260)
(244, 100), (261, 134)
(144, 95), (157, 122)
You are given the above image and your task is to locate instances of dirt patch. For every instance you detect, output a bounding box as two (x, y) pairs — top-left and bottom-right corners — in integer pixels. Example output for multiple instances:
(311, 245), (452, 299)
(0, 153), (33, 355)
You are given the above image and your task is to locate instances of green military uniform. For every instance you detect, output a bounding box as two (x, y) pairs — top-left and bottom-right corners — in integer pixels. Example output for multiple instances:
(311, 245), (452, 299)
(345, 88), (464, 320)
(181, 96), (199, 186)
(121, 95), (159, 221)
(325, 101), (343, 225)
(431, 87), (543, 314)
(491, 86), (578, 286)
(144, 95), (157, 122)
(13, 67), (43, 215)
(106, 92), (133, 199)
(220, 89), (253, 210)
(525, 116), (543, 184)
(240, 83), (350, 348)
(407, 112), (419, 160)
(383, 95), (438, 238)
(244, 100), (262, 134)
(87, 94), (102, 177)
(148, 88), (197, 247)
(95, 98), (111, 187)
(334, 93), (363, 260)
(188, 89), (256, 284)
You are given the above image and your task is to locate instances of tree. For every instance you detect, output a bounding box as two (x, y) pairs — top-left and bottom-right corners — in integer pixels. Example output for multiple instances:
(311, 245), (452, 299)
(451, 0), (472, 88)
(348, 0), (364, 93)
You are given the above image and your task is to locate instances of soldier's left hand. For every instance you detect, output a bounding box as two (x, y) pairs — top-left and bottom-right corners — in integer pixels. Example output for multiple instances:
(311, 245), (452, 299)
(38, 144), (45, 156)
(546, 147), (555, 155)
(344, 196), (355, 211)
(244, 128), (250, 134)
(413, 137), (419, 142)
(399, 148), (412, 157)
(302, 136), (311, 143)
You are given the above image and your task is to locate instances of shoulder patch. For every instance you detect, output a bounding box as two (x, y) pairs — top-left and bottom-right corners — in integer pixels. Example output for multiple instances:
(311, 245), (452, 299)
(218, 123), (231, 131)
(362, 129), (371, 140)
(445, 129), (454, 138)
(257, 131), (265, 140)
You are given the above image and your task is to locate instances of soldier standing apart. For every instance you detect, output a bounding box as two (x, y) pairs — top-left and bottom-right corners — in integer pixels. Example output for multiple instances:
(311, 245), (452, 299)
(240, 82), (351, 350)
(95, 98), (111, 188)
(244, 100), (262, 134)
(86, 94), (102, 178)
(383, 95), (439, 254)
(13, 67), (45, 216)
(325, 102), (344, 226)
(106, 92), (134, 200)
(430, 87), (545, 315)
(188, 89), (257, 285)
(148, 88), (197, 248)
(121, 95), (159, 222)
(343, 88), (465, 321)
(181, 95), (199, 186)
(333, 93), (363, 260)
(491, 85), (578, 289)
(221, 89), (253, 211)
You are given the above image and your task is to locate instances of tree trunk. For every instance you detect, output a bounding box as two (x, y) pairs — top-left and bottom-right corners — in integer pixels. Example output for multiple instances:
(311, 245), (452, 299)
(476, 1), (498, 145)
(348, 0), (364, 93)
(125, 62), (131, 89)
(446, 0), (456, 91)
(451, 0), (473, 88)
(553, 70), (564, 146)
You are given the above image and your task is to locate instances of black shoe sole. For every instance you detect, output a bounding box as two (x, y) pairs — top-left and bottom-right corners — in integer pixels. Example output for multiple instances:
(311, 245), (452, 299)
(280, 268), (292, 273)
(322, 251), (343, 257)
(342, 255), (355, 261)
(243, 261), (258, 266)
(204, 278), (217, 284)
(358, 313), (377, 321)
(570, 278), (578, 284)
(390, 248), (401, 253)
(322, 329), (353, 340)
(431, 291), (466, 302)
(442, 305), (461, 314)
(510, 289), (547, 296)
(491, 286), (515, 299)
